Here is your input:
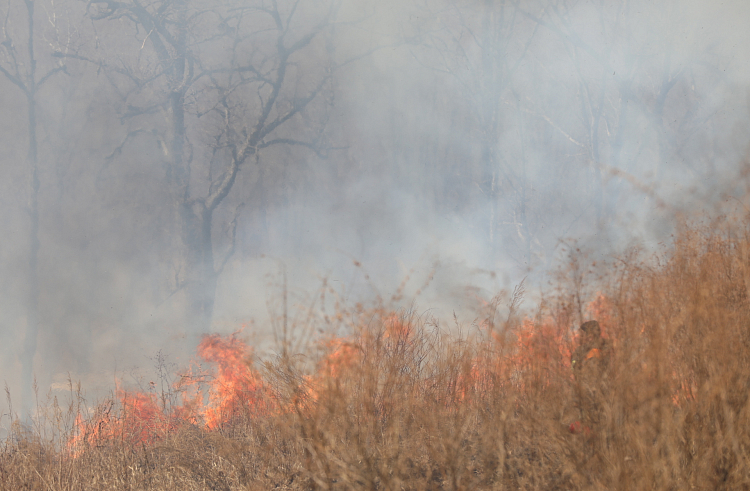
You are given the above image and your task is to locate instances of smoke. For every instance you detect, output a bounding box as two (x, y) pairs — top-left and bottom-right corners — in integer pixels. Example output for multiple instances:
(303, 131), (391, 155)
(1, 0), (749, 418)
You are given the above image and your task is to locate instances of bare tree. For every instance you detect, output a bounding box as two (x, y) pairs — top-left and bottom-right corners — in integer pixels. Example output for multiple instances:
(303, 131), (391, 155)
(406, 0), (741, 271)
(0, 0), (67, 413)
(60, 0), (340, 335)
(518, 0), (735, 227)
(411, 0), (549, 266)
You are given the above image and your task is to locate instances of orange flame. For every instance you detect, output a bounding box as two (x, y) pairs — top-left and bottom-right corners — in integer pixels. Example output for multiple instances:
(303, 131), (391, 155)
(67, 389), (178, 457)
(70, 298), (651, 455)
(320, 338), (360, 378)
(197, 333), (268, 428)
(68, 331), (268, 455)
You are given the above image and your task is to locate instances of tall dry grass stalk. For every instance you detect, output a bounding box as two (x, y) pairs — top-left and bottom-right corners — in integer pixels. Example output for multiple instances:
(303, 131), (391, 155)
(3, 220), (750, 490)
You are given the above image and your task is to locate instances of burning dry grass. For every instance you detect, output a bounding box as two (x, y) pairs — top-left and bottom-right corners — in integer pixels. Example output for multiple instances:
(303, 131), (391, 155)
(4, 221), (750, 489)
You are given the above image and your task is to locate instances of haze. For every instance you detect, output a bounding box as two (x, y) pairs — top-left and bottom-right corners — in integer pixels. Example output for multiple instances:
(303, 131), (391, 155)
(1, 0), (749, 417)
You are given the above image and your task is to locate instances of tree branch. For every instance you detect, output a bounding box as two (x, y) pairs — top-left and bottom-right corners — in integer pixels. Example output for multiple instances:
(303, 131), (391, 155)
(257, 73), (330, 141)
(215, 202), (245, 277)
(52, 51), (144, 85)
(258, 138), (342, 159)
(37, 65), (67, 87)
(0, 62), (27, 94)
(104, 128), (154, 161)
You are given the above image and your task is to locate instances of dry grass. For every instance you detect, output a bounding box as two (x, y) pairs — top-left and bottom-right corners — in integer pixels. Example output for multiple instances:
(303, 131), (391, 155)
(4, 219), (750, 490)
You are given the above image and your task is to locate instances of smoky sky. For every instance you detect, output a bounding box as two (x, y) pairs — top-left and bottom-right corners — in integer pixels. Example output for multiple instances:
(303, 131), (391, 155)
(1, 0), (750, 416)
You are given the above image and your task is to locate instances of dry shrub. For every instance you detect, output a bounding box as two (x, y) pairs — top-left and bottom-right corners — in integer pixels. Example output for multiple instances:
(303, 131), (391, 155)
(270, 219), (750, 490)
(270, 304), (579, 490)
(585, 223), (750, 490)
(5, 220), (750, 490)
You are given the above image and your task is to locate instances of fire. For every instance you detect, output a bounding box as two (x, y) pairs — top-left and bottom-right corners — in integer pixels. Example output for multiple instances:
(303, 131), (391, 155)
(118, 389), (176, 443)
(196, 333), (268, 428)
(68, 331), (268, 455)
(320, 338), (360, 378)
(510, 318), (573, 373)
(587, 293), (697, 406)
(68, 403), (115, 458)
(314, 312), (412, 381)
(67, 389), (177, 457)
(69, 298), (636, 456)
(383, 312), (412, 342)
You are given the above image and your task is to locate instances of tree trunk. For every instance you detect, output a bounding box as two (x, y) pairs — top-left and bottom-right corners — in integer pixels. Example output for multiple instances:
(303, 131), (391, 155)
(180, 199), (217, 336)
(480, 0), (502, 247)
(21, 0), (39, 417)
(21, 91), (39, 416)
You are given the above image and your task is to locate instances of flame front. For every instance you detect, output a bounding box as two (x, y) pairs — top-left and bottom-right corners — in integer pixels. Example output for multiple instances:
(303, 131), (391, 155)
(69, 298), (635, 455)
(197, 333), (268, 428)
(68, 331), (269, 454)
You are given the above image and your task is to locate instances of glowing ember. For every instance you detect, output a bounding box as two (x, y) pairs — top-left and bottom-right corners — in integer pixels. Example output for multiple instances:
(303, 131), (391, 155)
(568, 420), (592, 435)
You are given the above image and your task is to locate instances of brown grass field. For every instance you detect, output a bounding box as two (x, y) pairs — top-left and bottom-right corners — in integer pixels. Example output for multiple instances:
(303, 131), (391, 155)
(4, 219), (750, 490)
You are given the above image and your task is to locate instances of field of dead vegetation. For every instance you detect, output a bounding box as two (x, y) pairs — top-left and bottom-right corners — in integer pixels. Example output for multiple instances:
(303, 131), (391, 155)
(3, 220), (750, 490)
